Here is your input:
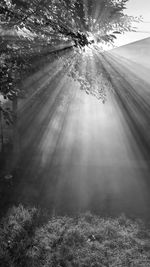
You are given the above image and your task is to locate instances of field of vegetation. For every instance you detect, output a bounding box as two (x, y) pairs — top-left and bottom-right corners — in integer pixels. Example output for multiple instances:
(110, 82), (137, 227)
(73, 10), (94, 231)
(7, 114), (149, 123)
(0, 205), (150, 267)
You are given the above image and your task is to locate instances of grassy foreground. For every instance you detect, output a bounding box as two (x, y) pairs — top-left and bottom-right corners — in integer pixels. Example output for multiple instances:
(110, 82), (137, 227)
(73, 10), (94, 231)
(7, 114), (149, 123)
(0, 205), (150, 267)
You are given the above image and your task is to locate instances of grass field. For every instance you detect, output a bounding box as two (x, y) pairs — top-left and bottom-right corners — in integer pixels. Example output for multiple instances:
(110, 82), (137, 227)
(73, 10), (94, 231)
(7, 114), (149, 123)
(0, 205), (150, 267)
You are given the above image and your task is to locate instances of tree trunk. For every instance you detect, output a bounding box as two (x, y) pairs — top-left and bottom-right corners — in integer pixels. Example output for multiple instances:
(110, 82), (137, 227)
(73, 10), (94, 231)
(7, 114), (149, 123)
(0, 105), (4, 154)
(11, 96), (20, 172)
(0, 104), (5, 175)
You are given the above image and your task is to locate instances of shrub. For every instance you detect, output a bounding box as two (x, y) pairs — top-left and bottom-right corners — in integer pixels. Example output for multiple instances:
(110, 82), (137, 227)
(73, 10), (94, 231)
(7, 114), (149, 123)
(0, 205), (150, 267)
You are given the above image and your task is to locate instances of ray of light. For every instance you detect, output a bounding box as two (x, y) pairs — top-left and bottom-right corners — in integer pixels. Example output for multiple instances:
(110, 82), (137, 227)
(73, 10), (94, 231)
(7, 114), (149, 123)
(9, 46), (150, 219)
(94, 48), (150, 161)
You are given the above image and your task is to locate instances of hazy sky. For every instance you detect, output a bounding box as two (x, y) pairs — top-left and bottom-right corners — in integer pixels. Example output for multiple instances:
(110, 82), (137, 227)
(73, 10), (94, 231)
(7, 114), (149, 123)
(114, 0), (150, 47)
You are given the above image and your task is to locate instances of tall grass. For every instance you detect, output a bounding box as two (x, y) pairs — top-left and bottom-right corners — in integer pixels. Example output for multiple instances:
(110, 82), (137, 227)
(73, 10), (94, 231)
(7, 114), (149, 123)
(0, 205), (150, 266)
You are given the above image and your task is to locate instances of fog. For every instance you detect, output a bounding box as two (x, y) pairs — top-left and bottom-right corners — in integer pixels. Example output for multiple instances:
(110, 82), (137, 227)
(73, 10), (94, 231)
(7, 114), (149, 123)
(6, 39), (149, 220)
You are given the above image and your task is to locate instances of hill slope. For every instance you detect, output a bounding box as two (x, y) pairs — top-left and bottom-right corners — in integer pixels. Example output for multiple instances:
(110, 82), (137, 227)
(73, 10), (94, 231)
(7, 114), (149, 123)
(109, 37), (150, 68)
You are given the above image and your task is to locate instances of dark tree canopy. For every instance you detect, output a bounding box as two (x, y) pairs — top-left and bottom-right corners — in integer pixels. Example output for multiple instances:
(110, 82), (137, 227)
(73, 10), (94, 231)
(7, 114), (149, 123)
(0, 0), (139, 47)
(0, 0), (140, 105)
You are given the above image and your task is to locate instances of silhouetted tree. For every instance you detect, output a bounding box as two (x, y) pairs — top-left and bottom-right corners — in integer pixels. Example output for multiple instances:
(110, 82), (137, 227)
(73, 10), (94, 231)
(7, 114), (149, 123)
(0, 0), (140, 172)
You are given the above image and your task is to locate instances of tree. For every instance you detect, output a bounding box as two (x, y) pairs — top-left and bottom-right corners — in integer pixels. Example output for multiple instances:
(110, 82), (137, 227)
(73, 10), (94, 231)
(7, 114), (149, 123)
(0, 0), (140, 173)
(0, 0), (140, 50)
(1, 0), (141, 100)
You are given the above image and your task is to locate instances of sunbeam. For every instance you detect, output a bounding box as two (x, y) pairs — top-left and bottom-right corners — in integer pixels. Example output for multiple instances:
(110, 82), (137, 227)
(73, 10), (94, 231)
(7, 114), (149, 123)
(6, 44), (148, 219)
(1, 2), (150, 266)
(0, 0), (150, 223)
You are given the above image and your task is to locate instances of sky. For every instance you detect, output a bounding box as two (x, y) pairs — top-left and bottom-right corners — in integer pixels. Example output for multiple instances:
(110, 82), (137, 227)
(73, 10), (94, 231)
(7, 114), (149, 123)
(114, 0), (150, 47)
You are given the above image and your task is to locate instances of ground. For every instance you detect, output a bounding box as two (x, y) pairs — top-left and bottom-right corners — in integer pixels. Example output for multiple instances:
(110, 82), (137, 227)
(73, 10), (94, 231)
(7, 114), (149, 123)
(0, 205), (150, 267)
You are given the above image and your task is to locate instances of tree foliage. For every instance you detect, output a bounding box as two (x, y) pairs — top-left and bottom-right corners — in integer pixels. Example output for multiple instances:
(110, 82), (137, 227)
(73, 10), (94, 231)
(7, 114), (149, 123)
(0, 0), (141, 106)
(0, 0), (140, 47)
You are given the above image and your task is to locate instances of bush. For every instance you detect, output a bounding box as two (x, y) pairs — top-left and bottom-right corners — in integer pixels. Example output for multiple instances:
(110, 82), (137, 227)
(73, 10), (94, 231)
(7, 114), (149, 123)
(0, 205), (150, 267)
